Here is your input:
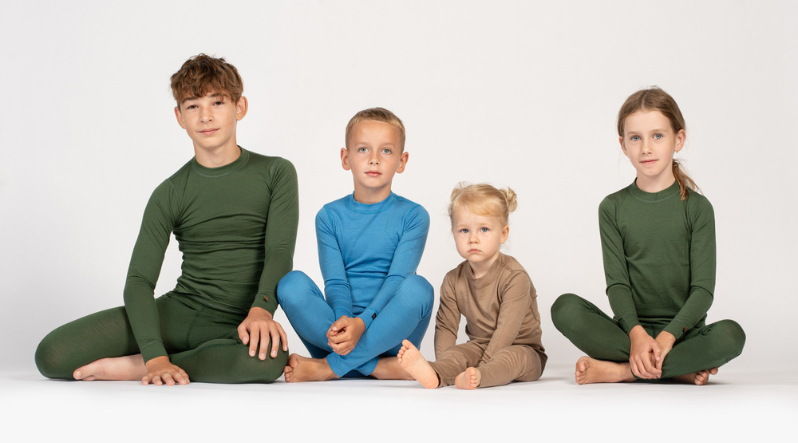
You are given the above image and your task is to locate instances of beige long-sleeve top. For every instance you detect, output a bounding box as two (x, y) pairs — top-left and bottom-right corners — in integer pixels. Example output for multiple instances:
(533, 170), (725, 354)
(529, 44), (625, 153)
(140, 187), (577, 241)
(434, 253), (546, 365)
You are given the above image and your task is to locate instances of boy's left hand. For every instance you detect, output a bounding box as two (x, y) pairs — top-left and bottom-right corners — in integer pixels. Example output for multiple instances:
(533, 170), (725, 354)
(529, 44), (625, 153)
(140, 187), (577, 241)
(238, 307), (288, 359)
(326, 316), (365, 356)
(654, 331), (676, 372)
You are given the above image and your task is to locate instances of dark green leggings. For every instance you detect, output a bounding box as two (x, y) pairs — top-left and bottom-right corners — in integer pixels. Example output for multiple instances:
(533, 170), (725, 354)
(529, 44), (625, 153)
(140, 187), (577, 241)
(35, 292), (287, 383)
(551, 293), (745, 379)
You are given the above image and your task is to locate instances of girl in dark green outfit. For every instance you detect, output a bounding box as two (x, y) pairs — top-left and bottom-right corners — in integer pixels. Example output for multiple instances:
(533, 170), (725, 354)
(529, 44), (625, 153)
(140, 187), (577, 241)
(551, 87), (745, 385)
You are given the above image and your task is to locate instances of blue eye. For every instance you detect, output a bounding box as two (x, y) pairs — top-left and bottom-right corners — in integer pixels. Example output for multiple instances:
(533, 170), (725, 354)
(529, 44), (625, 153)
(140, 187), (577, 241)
(653, 133), (663, 139)
(358, 147), (368, 153)
(630, 135), (640, 142)
(381, 148), (392, 155)
(460, 228), (469, 234)
(480, 227), (489, 232)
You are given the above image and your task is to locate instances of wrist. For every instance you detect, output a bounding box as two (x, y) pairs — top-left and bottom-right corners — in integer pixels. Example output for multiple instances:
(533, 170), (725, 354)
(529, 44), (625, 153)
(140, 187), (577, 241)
(249, 306), (273, 320)
(145, 356), (170, 368)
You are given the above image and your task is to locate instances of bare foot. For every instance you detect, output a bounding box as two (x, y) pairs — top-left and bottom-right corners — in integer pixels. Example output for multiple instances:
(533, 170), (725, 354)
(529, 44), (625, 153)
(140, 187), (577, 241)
(283, 354), (338, 383)
(575, 356), (636, 385)
(73, 355), (147, 381)
(455, 367), (480, 390)
(397, 339), (439, 388)
(371, 357), (414, 380)
(673, 367), (719, 385)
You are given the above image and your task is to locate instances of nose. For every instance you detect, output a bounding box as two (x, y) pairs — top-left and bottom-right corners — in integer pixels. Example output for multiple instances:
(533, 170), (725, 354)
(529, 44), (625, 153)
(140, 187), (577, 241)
(641, 137), (652, 154)
(369, 151), (380, 165)
(469, 231), (478, 243)
(200, 106), (213, 122)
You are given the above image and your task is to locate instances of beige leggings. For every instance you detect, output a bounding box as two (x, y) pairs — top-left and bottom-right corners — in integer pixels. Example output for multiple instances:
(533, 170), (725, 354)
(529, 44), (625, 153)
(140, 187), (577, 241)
(428, 341), (545, 388)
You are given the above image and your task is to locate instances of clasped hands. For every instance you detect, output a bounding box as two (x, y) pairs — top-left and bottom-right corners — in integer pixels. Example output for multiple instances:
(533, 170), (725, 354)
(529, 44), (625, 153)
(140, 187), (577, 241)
(628, 325), (676, 379)
(327, 315), (366, 356)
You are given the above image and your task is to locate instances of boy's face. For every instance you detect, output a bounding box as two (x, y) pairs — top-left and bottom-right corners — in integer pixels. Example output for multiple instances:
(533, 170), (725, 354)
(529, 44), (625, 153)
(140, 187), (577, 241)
(341, 120), (408, 204)
(175, 91), (247, 155)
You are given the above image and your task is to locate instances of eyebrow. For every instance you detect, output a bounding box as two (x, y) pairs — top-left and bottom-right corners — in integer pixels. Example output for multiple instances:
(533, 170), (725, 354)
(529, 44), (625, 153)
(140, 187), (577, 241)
(181, 93), (226, 105)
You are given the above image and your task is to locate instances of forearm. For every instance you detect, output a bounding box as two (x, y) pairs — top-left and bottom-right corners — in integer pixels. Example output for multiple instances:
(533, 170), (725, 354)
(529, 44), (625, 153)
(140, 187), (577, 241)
(123, 279), (166, 362)
(663, 289), (713, 339)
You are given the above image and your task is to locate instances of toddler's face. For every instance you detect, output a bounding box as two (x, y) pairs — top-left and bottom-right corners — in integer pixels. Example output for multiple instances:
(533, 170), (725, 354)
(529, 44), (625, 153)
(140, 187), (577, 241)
(451, 207), (508, 273)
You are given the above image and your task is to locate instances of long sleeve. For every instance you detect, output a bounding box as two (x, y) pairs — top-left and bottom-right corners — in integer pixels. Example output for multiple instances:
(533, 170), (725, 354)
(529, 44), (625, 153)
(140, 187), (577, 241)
(482, 272), (534, 364)
(251, 158), (299, 315)
(357, 205), (429, 329)
(317, 207), (354, 320)
(599, 197), (640, 334)
(122, 181), (179, 362)
(434, 272), (460, 358)
(663, 196), (715, 339)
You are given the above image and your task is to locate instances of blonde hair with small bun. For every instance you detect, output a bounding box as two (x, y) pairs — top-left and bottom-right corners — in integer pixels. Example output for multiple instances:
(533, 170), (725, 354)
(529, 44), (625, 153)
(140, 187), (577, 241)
(448, 183), (517, 226)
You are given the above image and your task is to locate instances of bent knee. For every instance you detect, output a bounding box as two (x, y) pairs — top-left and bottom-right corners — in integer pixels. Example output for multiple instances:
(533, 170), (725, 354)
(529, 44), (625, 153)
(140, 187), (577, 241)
(399, 275), (434, 309)
(35, 336), (70, 380)
(550, 293), (584, 327)
(715, 319), (746, 357)
(276, 270), (312, 305)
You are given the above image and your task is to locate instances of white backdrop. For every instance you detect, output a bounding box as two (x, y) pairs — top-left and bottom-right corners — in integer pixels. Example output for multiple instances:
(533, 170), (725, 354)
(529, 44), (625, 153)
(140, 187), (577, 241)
(1, 0), (796, 373)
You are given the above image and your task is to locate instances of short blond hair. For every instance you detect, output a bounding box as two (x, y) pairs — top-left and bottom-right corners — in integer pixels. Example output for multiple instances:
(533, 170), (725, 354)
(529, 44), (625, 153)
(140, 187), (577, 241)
(345, 107), (406, 150)
(449, 183), (518, 226)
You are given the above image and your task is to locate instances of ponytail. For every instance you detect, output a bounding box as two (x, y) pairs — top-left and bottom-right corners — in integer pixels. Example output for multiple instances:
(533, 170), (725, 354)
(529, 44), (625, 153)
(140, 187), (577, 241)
(672, 160), (699, 201)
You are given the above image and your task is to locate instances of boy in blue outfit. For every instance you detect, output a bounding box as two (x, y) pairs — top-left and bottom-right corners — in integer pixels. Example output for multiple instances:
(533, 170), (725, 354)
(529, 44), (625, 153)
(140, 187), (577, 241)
(277, 108), (433, 382)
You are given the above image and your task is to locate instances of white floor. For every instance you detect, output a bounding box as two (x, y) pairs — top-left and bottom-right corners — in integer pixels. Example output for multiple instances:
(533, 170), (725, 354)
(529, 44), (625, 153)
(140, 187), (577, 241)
(3, 363), (795, 442)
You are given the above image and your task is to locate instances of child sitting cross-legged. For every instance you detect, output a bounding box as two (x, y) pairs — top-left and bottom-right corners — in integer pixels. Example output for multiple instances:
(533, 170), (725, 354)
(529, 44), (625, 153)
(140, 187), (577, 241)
(398, 183), (547, 389)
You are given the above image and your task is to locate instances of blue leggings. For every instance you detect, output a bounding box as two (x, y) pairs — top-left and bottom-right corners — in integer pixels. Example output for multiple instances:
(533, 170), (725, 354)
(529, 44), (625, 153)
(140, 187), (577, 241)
(277, 271), (433, 377)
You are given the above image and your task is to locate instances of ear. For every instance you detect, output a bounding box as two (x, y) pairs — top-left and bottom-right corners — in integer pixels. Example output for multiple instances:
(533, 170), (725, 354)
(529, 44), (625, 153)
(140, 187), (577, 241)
(500, 225), (510, 244)
(340, 147), (351, 171)
(175, 106), (185, 129)
(674, 128), (685, 153)
(619, 136), (629, 158)
(395, 151), (409, 174)
(235, 96), (248, 121)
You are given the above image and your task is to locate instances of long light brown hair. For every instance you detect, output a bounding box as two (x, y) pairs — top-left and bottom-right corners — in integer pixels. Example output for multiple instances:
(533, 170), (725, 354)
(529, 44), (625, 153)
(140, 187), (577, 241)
(618, 87), (699, 200)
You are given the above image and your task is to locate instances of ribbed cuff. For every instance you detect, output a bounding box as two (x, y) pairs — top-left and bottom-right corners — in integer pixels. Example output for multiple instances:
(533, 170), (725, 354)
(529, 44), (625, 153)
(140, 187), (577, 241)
(140, 341), (168, 363)
(357, 309), (377, 329)
(252, 293), (279, 315)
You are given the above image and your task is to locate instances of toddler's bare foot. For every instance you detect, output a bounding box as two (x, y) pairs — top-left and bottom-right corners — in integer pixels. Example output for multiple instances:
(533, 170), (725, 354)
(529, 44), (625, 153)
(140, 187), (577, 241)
(673, 367), (719, 385)
(455, 367), (480, 390)
(397, 339), (439, 388)
(73, 355), (146, 381)
(371, 357), (414, 380)
(283, 354), (338, 383)
(575, 356), (636, 385)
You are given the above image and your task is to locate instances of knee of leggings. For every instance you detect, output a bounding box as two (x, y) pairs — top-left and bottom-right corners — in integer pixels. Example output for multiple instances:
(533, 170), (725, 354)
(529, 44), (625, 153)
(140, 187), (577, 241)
(716, 319), (746, 357)
(276, 270), (311, 307)
(398, 275), (434, 313)
(550, 293), (582, 329)
(34, 335), (67, 379)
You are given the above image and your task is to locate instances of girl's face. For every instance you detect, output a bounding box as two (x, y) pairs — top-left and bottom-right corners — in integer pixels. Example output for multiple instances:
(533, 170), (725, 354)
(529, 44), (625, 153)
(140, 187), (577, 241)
(620, 110), (685, 192)
(451, 206), (509, 276)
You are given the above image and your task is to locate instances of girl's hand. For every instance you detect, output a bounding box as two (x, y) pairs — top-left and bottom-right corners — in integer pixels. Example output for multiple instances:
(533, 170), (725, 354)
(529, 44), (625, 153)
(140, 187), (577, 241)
(142, 356), (189, 386)
(628, 326), (662, 379)
(654, 331), (676, 372)
(326, 316), (365, 355)
(238, 307), (289, 360)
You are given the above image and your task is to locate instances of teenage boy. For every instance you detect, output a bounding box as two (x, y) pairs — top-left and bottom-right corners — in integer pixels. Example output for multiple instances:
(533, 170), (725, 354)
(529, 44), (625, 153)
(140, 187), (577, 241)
(35, 54), (298, 385)
(277, 107), (433, 382)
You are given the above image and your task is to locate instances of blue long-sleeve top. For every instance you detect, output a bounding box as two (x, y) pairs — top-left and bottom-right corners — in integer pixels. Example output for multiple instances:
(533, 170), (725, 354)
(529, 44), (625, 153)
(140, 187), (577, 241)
(316, 192), (430, 329)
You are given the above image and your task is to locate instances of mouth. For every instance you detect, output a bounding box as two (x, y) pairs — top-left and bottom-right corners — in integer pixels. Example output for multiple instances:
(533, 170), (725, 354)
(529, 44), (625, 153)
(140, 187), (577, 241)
(468, 249), (480, 253)
(640, 159), (658, 165)
(366, 171), (382, 177)
(199, 129), (219, 136)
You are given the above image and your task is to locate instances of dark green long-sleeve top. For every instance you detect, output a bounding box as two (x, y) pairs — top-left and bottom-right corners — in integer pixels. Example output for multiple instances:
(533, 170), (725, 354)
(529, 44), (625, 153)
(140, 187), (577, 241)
(599, 179), (715, 340)
(123, 148), (299, 362)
